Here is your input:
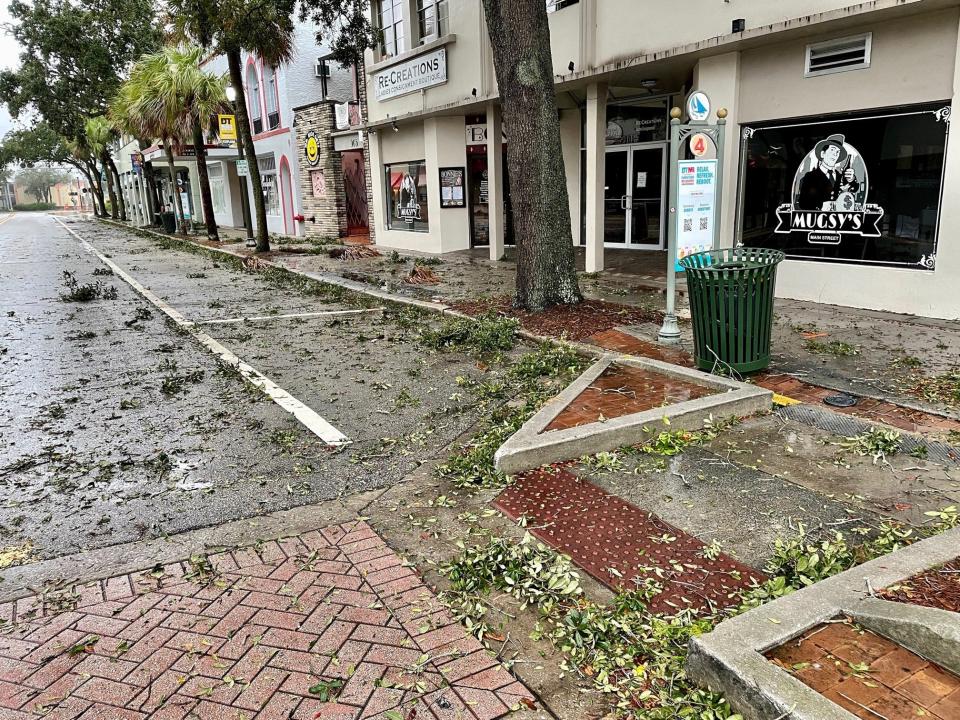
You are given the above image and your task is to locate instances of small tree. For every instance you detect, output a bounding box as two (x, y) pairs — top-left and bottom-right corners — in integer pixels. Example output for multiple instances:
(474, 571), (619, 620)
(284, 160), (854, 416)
(16, 167), (71, 204)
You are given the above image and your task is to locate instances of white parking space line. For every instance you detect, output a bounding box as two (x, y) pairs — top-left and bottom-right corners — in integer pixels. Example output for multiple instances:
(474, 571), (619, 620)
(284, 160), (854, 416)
(195, 308), (381, 326)
(54, 217), (351, 447)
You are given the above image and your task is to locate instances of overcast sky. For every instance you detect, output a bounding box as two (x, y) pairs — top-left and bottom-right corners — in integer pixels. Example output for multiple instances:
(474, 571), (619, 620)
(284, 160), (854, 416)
(0, 0), (20, 138)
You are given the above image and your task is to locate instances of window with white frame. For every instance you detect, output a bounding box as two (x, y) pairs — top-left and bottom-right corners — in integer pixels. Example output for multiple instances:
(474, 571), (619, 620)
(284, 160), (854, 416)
(258, 156), (280, 216)
(263, 65), (280, 130)
(376, 0), (406, 57)
(417, 0), (448, 42)
(246, 65), (262, 134)
(207, 163), (226, 213)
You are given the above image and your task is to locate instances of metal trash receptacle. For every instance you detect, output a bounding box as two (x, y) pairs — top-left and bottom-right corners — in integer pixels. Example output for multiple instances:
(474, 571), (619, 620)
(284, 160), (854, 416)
(679, 247), (784, 374)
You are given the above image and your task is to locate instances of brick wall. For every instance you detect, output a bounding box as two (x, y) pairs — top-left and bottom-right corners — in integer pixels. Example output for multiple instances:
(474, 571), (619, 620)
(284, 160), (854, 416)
(293, 101), (343, 240)
(357, 64), (376, 243)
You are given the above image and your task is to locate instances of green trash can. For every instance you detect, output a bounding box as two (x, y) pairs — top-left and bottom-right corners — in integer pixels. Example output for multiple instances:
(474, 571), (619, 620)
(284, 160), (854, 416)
(679, 247), (784, 374)
(160, 211), (177, 234)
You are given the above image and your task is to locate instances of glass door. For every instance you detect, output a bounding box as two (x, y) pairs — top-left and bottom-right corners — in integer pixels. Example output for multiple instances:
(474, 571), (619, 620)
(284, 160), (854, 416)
(602, 144), (666, 249)
(603, 147), (629, 245)
(629, 146), (665, 248)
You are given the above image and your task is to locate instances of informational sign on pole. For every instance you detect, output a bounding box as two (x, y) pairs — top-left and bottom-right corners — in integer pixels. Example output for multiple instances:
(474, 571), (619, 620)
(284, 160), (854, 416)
(676, 159), (718, 270)
(236, 159), (249, 177)
(218, 114), (237, 142)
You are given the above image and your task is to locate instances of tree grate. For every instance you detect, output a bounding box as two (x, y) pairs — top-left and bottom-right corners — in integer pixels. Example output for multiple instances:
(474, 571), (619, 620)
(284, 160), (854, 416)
(777, 404), (960, 465)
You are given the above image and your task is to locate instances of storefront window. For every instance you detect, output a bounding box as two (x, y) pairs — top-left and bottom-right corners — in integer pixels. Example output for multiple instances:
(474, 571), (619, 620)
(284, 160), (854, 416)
(740, 103), (949, 270)
(605, 97), (668, 145)
(258, 156), (280, 216)
(385, 161), (429, 232)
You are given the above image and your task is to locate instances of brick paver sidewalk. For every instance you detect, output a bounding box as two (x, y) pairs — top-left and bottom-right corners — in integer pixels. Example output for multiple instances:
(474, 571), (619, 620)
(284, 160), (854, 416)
(0, 521), (531, 719)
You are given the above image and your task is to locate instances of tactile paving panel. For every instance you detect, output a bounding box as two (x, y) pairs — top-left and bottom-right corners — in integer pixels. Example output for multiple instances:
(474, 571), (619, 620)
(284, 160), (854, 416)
(544, 364), (718, 433)
(494, 467), (766, 613)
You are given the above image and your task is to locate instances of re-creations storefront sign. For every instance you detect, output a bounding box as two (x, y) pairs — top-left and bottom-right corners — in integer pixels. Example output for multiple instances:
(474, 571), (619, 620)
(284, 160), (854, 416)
(739, 102), (950, 270)
(374, 48), (447, 101)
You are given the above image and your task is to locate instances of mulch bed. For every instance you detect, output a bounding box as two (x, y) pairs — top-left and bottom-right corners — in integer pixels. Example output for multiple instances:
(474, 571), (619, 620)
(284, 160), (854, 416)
(880, 557), (960, 613)
(452, 296), (663, 342)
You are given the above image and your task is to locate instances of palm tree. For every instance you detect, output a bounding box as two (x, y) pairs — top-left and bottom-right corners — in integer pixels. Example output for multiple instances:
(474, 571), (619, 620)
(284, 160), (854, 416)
(85, 116), (121, 220)
(65, 136), (105, 217)
(112, 49), (190, 234)
(168, 0), (296, 251)
(112, 46), (227, 239)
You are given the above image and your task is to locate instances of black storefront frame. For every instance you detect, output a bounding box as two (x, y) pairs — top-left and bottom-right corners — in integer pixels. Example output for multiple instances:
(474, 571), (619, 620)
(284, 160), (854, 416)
(735, 102), (952, 271)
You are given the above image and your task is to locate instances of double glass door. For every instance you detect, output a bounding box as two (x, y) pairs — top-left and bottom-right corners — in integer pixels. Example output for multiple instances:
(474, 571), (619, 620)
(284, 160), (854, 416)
(603, 144), (666, 248)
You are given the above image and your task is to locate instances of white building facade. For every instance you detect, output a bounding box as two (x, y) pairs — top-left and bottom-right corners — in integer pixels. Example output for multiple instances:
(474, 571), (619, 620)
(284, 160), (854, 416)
(364, 0), (960, 319)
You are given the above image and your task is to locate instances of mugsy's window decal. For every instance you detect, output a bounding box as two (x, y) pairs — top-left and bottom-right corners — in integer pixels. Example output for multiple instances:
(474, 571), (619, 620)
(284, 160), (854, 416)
(739, 103), (950, 270)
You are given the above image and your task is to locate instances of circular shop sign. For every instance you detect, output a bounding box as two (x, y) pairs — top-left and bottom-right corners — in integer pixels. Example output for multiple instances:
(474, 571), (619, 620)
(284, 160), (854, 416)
(689, 132), (711, 157)
(304, 131), (320, 166)
(687, 91), (711, 122)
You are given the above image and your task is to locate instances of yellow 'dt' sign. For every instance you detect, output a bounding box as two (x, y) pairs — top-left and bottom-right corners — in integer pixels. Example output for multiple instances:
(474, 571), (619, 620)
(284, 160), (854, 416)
(218, 114), (237, 141)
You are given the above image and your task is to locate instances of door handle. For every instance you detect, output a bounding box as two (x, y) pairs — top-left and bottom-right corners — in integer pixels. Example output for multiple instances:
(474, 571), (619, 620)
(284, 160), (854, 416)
(621, 195), (628, 210)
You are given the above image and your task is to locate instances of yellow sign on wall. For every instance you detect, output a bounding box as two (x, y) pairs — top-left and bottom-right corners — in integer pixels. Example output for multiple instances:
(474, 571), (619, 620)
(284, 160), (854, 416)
(218, 114), (237, 141)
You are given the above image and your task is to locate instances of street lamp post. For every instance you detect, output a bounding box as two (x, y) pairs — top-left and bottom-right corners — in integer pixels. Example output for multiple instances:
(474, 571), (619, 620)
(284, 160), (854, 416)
(225, 86), (255, 247)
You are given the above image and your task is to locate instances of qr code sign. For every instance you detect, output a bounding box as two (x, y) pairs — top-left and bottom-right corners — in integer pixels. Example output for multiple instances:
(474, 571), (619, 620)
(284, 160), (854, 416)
(683, 219), (693, 232)
(700, 217), (709, 231)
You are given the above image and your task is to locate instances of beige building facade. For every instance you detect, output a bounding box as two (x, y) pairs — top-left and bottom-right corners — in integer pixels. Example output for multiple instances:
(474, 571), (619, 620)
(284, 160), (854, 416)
(364, 0), (960, 318)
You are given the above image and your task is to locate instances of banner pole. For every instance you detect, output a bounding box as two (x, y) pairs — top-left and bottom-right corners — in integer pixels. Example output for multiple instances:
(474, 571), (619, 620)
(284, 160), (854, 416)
(658, 112), (683, 345)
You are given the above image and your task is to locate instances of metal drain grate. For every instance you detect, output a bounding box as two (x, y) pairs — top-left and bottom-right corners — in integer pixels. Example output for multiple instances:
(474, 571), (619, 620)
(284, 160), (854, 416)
(778, 404), (960, 465)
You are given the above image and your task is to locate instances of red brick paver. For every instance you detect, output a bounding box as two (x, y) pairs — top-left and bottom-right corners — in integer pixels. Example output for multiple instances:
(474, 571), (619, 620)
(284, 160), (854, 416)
(587, 328), (960, 436)
(0, 521), (531, 719)
(768, 619), (960, 719)
(544, 363), (717, 432)
(494, 467), (765, 613)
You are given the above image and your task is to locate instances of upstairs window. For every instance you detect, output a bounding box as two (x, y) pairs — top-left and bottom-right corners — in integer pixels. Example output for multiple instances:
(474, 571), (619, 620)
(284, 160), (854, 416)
(246, 65), (262, 135)
(546, 0), (579, 11)
(417, 0), (448, 42)
(263, 65), (280, 130)
(377, 0), (406, 57)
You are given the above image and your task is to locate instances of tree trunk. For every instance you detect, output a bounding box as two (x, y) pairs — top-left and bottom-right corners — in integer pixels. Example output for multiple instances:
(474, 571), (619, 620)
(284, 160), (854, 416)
(164, 142), (188, 234)
(71, 161), (96, 215)
(143, 161), (160, 224)
(106, 155), (128, 221)
(86, 159), (106, 217)
(192, 119), (219, 242)
(227, 47), (270, 252)
(100, 150), (119, 220)
(480, 0), (581, 311)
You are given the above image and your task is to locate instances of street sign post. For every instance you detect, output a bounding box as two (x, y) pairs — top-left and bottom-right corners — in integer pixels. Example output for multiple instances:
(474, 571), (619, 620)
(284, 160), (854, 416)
(658, 93), (727, 345)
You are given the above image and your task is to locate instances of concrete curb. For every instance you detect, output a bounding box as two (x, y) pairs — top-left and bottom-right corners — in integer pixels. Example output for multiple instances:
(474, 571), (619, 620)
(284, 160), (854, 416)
(494, 354), (773, 474)
(846, 596), (960, 674)
(687, 526), (960, 720)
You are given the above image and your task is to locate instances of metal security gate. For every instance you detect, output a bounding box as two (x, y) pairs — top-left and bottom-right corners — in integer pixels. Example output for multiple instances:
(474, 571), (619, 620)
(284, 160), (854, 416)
(342, 150), (368, 234)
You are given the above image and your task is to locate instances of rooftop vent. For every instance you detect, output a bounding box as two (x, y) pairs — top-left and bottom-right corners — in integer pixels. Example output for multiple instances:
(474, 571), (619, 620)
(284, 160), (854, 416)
(805, 33), (872, 77)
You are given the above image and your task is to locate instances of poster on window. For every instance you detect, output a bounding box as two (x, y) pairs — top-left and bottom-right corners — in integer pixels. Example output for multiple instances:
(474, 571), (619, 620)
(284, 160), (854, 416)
(386, 161), (429, 232)
(676, 159), (717, 270)
(739, 103), (950, 270)
(438, 166), (465, 208)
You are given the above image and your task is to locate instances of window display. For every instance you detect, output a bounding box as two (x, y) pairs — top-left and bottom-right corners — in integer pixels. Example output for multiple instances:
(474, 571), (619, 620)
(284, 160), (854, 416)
(385, 161), (429, 232)
(739, 103), (949, 269)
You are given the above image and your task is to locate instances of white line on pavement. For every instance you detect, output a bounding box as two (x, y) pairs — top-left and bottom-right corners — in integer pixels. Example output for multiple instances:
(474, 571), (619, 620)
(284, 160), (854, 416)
(53, 217), (351, 447)
(196, 308), (381, 326)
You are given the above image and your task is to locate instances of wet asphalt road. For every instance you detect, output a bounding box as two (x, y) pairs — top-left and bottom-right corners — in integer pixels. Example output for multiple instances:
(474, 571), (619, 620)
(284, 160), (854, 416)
(0, 213), (488, 564)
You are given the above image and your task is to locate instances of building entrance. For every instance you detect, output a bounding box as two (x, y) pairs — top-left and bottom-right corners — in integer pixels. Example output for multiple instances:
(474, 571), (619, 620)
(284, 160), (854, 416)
(603, 143), (666, 249)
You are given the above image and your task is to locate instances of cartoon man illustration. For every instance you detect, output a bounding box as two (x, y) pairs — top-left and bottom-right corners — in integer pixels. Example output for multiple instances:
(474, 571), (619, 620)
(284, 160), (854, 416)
(797, 134), (860, 211)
